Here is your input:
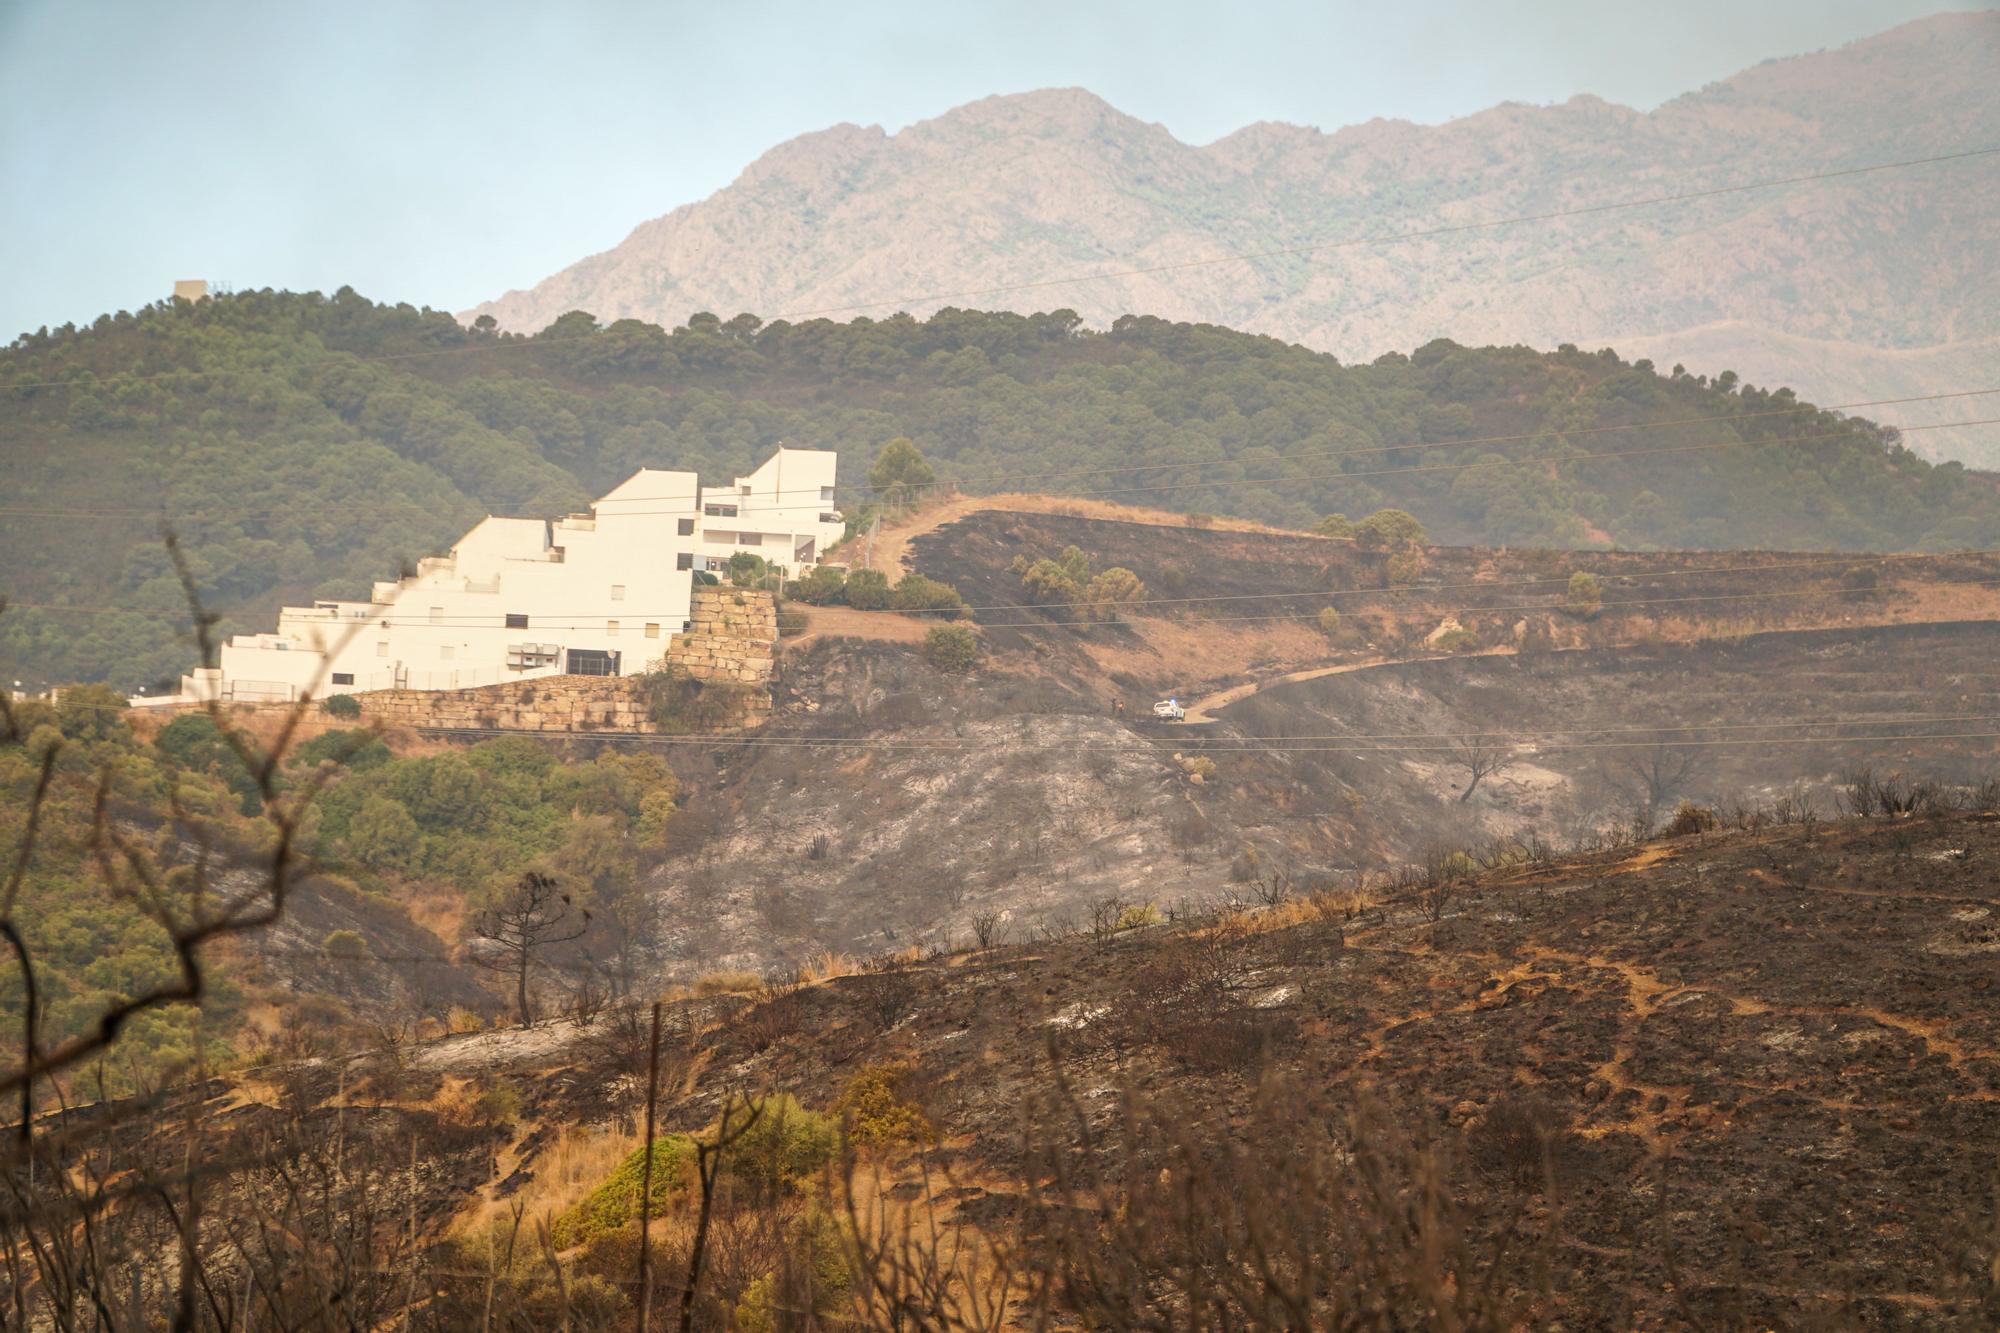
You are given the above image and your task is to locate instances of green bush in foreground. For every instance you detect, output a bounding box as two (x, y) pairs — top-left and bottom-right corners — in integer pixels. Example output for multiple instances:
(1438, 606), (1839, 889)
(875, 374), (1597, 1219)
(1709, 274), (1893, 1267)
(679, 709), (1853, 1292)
(550, 1093), (839, 1248)
(550, 1135), (696, 1249)
(833, 1065), (934, 1148)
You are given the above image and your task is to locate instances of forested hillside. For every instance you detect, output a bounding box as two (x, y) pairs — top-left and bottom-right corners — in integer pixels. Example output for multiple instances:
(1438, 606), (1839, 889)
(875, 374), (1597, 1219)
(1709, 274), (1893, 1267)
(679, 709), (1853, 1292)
(3, 288), (1996, 688)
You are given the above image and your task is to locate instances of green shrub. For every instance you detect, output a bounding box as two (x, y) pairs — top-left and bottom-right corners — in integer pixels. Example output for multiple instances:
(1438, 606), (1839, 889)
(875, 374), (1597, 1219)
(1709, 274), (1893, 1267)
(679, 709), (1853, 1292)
(320, 928), (369, 961)
(1317, 607), (1343, 637)
(1385, 551), (1427, 586)
(1355, 508), (1426, 550)
(725, 1094), (840, 1199)
(922, 624), (980, 673)
(1432, 628), (1481, 653)
(833, 1065), (933, 1148)
(1176, 754), (1216, 784)
(731, 1208), (852, 1329)
(844, 568), (891, 610)
(790, 565), (847, 605)
(1315, 513), (1355, 539)
(728, 551), (769, 587)
(891, 573), (964, 615)
(1117, 902), (1161, 930)
(550, 1135), (695, 1248)
(1084, 567), (1146, 619)
(290, 728), (391, 772)
(776, 606), (809, 636)
(639, 666), (753, 734)
(1562, 570), (1603, 618)
(869, 436), (936, 506)
(475, 1079), (522, 1127)
(1019, 558), (1082, 607)
(321, 693), (362, 718)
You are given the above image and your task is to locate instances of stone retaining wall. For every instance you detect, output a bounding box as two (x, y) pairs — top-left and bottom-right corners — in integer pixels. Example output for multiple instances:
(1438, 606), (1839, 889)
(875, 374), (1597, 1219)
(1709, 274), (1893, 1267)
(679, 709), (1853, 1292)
(352, 587), (778, 736)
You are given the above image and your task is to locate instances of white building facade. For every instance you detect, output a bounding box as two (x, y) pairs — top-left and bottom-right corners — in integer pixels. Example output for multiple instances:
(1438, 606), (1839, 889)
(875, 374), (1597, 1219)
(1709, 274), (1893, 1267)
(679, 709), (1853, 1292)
(178, 447), (843, 702)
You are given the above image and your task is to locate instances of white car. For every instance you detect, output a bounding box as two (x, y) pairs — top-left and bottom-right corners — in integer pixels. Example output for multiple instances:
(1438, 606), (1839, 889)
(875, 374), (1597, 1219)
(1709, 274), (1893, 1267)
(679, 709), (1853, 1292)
(1152, 698), (1185, 721)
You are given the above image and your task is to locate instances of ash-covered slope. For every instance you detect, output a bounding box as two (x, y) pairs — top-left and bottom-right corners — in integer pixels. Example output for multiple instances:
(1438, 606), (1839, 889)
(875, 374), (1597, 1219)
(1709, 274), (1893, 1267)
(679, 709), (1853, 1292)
(466, 13), (2000, 464)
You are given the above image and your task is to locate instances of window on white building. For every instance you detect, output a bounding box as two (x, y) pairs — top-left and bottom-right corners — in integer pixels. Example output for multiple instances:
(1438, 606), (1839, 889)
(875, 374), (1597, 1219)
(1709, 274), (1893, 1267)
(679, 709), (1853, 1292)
(610, 584), (626, 601)
(606, 620), (619, 636)
(705, 557), (727, 572)
(676, 553), (693, 570)
(738, 532), (761, 546)
(704, 503), (737, 517)
(645, 623), (660, 638)
(505, 613), (528, 629)
(740, 484), (752, 497)
(678, 518), (694, 536)
(331, 673), (354, 686)
(821, 486), (834, 502)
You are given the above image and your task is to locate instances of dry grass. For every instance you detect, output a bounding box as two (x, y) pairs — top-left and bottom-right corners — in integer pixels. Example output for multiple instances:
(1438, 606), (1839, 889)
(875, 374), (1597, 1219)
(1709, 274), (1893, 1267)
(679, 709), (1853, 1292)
(839, 1152), (1028, 1328)
(454, 1121), (643, 1239)
(800, 948), (861, 985)
(692, 970), (764, 997)
(403, 879), (471, 949)
(1246, 886), (1371, 934)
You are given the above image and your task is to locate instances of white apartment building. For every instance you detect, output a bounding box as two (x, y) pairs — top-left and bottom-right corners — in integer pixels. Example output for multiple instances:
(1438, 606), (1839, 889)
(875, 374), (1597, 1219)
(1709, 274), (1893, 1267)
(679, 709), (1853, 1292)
(176, 447), (842, 702)
(692, 447), (845, 576)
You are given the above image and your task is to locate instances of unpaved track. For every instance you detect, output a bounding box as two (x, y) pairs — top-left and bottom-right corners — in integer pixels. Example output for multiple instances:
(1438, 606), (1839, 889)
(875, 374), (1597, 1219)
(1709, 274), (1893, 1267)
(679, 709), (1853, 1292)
(1179, 646), (1520, 722)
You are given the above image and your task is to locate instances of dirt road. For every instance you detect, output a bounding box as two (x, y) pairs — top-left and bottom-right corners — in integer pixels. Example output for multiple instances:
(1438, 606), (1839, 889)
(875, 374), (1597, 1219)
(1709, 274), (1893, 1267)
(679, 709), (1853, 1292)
(1178, 646), (1520, 722)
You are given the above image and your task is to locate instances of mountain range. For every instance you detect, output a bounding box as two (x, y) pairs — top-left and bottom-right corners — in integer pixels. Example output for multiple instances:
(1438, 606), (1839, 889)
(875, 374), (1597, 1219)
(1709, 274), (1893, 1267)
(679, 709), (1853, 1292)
(465, 12), (2000, 466)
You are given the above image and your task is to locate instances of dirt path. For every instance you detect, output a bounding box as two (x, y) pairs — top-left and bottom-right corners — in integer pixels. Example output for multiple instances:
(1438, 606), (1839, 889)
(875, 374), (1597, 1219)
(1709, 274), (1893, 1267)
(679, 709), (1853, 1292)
(1179, 646), (1520, 723)
(782, 604), (932, 651)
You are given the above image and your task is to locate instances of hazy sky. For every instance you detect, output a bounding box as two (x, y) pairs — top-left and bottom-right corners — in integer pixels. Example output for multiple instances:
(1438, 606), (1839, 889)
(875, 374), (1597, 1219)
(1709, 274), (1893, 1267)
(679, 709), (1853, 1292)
(1, 0), (1984, 341)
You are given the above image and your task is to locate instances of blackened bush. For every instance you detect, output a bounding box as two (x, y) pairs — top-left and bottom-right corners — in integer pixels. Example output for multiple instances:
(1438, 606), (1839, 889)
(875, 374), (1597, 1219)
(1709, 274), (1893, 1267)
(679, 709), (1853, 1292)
(1469, 1094), (1577, 1189)
(1662, 801), (1718, 836)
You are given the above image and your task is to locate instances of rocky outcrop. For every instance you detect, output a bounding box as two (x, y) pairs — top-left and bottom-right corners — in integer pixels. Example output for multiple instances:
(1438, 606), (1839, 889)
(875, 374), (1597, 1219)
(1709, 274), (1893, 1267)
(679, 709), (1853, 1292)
(659, 588), (778, 686)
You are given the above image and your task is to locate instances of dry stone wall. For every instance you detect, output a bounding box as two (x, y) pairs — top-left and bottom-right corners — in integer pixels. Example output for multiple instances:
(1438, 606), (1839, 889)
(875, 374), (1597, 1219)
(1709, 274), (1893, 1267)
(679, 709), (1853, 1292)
(353, 588), (778, 735)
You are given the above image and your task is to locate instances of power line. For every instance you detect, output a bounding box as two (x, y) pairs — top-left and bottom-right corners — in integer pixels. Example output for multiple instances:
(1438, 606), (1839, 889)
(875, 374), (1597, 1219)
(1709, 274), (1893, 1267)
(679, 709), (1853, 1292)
(3, 144), (1994, 397)
(393, 724), (2000, 757)
(103, 569), (2000, 631)
(402, 713), (2000, 754)
(11, 546), (1994, 622)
